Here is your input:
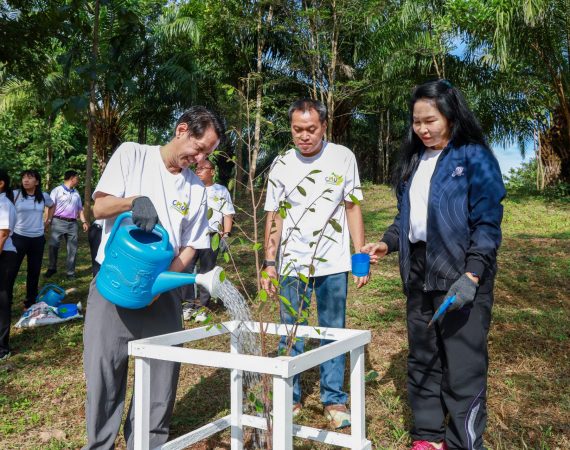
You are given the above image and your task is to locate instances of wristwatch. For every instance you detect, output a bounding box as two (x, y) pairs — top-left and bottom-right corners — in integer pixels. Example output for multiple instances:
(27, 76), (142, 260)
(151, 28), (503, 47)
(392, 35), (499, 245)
(262, 259), (276, 268)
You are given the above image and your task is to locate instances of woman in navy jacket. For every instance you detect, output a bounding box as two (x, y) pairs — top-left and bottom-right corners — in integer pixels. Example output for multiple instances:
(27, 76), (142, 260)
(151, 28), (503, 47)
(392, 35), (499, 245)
(363, 80), (505, 450)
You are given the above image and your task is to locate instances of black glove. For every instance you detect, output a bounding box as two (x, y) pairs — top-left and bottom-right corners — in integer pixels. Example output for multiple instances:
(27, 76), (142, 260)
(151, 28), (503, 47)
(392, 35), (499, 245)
(131, 196), (159, 233)
(446, 273), (478, 311)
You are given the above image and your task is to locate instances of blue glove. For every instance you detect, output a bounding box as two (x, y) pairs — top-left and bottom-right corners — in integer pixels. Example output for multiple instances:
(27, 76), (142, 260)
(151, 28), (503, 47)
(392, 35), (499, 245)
(446, 274), (478, 311)
(131, 196), (159, 233)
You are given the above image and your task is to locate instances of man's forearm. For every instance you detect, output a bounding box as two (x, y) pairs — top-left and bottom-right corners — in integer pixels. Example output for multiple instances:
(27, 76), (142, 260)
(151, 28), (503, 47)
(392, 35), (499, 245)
(264, 212), (282, 260)
(223, 215), (234, 234)
(346, 201), (365, 250)
(93, 193), (138, 219)
(169, 246), (197, 272)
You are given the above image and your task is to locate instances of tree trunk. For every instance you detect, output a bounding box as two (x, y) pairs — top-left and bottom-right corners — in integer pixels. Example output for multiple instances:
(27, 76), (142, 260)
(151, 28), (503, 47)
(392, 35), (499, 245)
(84, 0), (100, 223)
(375, 111), (384, 184)
(538, 107), (570, 186)
(326, 0), (338, 140)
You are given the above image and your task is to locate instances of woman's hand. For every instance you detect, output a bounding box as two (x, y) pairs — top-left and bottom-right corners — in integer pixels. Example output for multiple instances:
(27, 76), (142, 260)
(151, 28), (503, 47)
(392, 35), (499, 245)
(360, 242), (388, 264)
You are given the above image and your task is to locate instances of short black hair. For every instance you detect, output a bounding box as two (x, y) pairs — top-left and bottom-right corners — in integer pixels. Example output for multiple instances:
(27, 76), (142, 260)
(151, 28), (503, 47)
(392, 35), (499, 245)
(176, 106), (226, 144)
(288, 98), (328, 124)
(64, 170), (78, 181)
(0, 168), (14, 203)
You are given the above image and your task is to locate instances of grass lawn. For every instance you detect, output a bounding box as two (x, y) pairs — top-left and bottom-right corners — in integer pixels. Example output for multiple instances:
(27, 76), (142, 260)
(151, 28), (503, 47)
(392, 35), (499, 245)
(0, 184), (568, 449)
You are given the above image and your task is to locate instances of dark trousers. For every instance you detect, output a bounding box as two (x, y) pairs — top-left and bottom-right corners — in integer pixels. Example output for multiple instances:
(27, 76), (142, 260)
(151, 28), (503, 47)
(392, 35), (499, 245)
(83, 278), (182, 449)
(407, 242), (493, 450)
(184, 246), (219, 307)
(0, 250), (20, 357)
(12, 233), (46, 307)
(87, 223), (102, 277)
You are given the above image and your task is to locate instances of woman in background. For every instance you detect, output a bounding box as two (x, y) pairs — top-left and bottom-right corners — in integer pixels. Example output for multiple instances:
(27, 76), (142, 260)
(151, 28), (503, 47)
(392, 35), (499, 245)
(363, 80), (505, 450)
(12, 170), (54, 308)
(0, 169), (18, 362)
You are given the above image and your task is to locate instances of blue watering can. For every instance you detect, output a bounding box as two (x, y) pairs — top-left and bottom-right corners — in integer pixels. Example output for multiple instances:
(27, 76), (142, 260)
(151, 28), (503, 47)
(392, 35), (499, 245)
(37, 284), (66, 307)
(96, 212), (224, 309)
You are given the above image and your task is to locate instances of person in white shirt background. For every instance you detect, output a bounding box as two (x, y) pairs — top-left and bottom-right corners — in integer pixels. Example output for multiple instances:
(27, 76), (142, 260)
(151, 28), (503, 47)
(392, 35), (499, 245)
(11, 169), (54, 308)
(182, 159), (235, 322)
(0, 168), (18, 362)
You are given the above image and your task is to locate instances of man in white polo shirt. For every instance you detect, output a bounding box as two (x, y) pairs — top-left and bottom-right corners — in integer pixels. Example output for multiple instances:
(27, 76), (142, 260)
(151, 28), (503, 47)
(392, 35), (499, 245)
(261, 98), (369, 429)
(45, 170), (89, 279)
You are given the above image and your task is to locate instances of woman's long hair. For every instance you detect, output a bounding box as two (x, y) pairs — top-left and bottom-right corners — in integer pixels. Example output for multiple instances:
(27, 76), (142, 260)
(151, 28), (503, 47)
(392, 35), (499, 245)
(19, 169), (44, 203)
(396, 79), (491, 185)
(0, 169), (14, 203)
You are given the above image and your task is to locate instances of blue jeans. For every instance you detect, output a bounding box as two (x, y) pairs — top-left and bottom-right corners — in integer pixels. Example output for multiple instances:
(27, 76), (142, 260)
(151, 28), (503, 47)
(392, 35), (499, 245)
(278, 272), (348, 405)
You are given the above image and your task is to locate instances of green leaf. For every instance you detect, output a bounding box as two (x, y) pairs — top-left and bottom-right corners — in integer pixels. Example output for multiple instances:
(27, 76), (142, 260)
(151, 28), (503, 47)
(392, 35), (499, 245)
(297, 186), (306, 196)
(219, 270), (226, 282)
(299, 273), (309, 284)
(365, 370), (379, 383)
(315, 257), (327, 262)
(259, 289), (268, 302)
(252, 242), (262, 251)
(306, 176), (315, 183)
(279, 207), (287, 219)
(309, 170), (322, 174)
(309, 264), (315, 275)
(223, 252), (230, 263)
(261, 271), (270, 279)
(211, 232), (220, 251)
(349, 194), (361, 205)
(328, 218), (342, 233)
(312, 229), (322, 236)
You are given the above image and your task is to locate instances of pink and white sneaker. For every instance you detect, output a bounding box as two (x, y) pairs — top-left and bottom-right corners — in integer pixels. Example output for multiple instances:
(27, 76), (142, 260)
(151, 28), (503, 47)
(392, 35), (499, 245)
(410, 441), (448, 450)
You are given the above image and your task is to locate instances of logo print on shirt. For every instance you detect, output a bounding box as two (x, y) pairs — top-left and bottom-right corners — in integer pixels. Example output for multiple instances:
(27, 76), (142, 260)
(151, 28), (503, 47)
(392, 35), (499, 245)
(325, 172), (344, 186)
(451, 166), (465, 177)
(171, 200), (189, 216)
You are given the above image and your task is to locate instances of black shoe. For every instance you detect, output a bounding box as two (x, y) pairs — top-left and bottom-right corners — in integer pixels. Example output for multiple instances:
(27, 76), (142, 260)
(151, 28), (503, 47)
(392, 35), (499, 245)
(44, 269), (56, 278)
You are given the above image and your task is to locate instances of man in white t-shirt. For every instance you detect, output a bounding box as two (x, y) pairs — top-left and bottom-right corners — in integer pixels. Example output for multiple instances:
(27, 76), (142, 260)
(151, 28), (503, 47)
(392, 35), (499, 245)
(261, 99), (369, 429)
(82, 107), (225, 450)
(182, 159), (234, 321)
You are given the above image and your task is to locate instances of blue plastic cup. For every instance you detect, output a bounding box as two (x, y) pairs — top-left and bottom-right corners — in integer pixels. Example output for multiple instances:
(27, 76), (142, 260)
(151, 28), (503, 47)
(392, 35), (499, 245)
(351, 253), (370, 277)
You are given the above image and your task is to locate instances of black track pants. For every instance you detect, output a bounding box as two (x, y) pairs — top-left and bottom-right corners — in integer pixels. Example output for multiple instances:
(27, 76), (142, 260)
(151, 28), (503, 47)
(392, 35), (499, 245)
(407, 242), (494, 450)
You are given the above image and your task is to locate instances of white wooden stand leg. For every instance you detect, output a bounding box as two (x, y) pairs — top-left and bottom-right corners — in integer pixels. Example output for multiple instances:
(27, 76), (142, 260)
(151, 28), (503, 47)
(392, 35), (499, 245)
(350, 346), (366, 449)
(134, 357), (150, 450)
(272, 375), (293, 450)
(230, 333), (244, 450)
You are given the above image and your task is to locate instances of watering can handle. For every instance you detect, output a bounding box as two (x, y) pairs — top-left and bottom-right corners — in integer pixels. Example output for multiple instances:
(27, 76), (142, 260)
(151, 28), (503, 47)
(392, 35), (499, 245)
(106, 211), (170, 253)
(37, 283), (65, 297)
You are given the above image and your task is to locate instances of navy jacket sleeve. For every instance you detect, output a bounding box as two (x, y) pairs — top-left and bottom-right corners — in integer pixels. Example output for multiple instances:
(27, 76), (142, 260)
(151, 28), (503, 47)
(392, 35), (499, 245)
(381, 181), (404, 254)
(465, 145), (506, 279)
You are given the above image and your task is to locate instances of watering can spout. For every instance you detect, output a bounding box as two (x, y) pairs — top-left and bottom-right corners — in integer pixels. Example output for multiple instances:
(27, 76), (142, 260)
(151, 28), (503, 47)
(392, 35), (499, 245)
(150, 271), (197, 298)
(150, 266), (225, 299)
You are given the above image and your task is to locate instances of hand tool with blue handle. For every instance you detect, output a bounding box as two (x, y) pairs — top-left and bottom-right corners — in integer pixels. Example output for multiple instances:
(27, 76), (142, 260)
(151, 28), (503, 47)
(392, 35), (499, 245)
(428, 295), (456, 328)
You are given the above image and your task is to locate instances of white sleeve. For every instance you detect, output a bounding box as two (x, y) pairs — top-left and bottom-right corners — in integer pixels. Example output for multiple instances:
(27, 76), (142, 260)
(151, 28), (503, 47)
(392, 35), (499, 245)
(343, 152), (363, 201)
(49, 187), (58, 203)
(221, 187), (235, 215)
(0, 202), (12, 230)
(43, 192), (54, 207)
(93, 144), (130, 199)
(181, 189), (210, 250)
(264, 160), (285, 212)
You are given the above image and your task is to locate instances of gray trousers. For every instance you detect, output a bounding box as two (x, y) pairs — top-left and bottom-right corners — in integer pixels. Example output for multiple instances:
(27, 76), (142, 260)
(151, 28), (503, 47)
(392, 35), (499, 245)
(83, 278), (183, 450)
(48, 217), (79, 276)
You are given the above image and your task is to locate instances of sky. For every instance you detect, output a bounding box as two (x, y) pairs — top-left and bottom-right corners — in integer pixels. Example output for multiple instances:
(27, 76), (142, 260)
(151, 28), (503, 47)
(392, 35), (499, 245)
(492, 142), (532, 175)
